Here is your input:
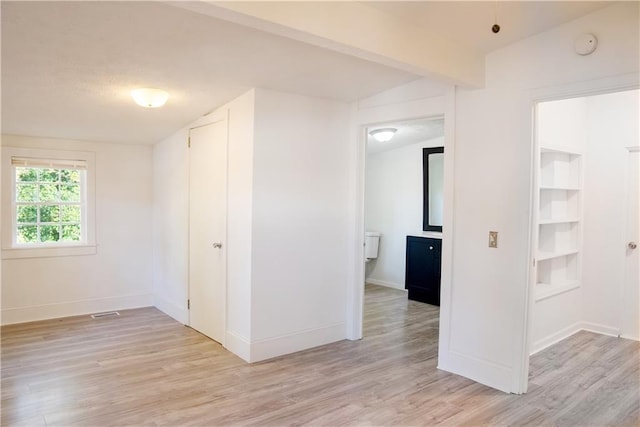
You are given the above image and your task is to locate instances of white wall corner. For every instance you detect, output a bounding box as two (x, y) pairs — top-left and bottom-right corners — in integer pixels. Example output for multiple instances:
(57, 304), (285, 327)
(580, 321), (620, 338)
(530, 322), (582, 355)
(153, 293), (188, 325)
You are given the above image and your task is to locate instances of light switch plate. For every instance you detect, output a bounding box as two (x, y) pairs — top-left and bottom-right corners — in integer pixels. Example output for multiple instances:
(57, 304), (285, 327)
(489, 231), (498, 248)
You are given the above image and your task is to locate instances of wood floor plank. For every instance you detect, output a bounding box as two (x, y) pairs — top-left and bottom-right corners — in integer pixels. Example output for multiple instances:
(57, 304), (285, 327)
(2, 284), (638, 426)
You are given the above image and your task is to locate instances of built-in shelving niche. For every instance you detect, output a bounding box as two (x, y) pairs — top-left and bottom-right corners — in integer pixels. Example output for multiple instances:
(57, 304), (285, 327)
(535, 148), (582, 301)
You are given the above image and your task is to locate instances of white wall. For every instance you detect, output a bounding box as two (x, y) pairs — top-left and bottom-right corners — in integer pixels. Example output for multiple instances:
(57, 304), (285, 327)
(152, 90), (256, 360)
(152, 88), (352, 362)
(249, 88), (351, 360)
(1, 135), (153, 324)
(365, 137), (444, 289)
(582, 89), (639, 338)
(446, 2), (639, 392)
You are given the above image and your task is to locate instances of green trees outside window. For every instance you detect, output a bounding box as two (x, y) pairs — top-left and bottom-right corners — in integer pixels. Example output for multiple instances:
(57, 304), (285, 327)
(15, 167), (83, 244)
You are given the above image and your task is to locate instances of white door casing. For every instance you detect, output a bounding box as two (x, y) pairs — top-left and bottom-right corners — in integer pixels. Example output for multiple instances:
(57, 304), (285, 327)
(188, 117), (228, 344)
(620, 148), (639, 340)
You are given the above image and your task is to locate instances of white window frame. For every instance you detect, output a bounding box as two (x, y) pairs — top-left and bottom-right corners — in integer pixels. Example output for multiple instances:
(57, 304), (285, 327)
(2, 147), (96, 259)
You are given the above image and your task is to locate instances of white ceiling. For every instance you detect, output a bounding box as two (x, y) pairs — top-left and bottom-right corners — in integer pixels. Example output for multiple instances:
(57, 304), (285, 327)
(0, 1), (418, 145)
(1, 1), (613, 145)
(366, 1), (611, 53)
(367, 117), (444, 155)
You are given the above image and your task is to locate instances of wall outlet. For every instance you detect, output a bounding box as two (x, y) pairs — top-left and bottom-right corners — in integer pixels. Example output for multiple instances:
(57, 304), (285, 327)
(488, 231), (498, 248)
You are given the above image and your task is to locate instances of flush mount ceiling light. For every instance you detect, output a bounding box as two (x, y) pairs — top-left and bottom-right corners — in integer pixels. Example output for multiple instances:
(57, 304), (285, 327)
(131, 88), (169, 108)
(369, 128), (397, 142)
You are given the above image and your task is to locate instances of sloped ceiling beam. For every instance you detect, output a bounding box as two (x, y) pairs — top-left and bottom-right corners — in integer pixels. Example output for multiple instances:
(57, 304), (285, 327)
(171, 1), (485, 88)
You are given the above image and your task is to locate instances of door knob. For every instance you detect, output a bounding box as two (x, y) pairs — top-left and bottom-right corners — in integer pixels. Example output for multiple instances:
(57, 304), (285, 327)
(212, 242), (223, 249)
(629, 242), (638, 250)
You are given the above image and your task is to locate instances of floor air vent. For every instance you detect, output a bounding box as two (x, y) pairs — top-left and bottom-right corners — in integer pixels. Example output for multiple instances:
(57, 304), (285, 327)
(91, 311), (120, 319)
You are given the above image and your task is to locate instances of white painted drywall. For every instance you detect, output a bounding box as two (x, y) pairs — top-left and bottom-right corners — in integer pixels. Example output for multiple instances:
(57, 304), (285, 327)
(1, 135), (153, 324)
(365, 137), (444, 289)
(448, 2), (639, 392)
(249, 88), (351, 360)
(582, 89), (640, 338)
(152, 90), (256, 360)
(153, 88), (352, 362)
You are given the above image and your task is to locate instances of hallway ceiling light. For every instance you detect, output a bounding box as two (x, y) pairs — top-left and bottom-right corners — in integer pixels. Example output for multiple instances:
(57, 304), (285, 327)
(131, 88), (169, 108)
(369, 128), (397, 142)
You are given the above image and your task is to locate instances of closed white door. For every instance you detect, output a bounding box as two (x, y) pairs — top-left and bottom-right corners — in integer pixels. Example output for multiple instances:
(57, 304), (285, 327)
(189, 117), (227, 344)
(620, 150), (639, 340)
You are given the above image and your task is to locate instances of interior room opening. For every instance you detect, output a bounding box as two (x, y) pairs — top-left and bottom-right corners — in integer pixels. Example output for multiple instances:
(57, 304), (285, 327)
(529, 88), (639, 370)
(362, 116), (445, 341)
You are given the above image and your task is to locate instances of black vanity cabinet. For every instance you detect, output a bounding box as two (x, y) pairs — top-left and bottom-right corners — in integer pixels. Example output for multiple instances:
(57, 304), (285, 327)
(405, 236), (442, 306)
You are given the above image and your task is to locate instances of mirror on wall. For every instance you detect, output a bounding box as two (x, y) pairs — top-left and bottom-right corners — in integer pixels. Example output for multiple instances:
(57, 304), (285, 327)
(423, 147), (444, 232)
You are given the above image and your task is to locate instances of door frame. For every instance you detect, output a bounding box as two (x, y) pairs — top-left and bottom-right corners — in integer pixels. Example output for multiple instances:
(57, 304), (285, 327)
(187, 110), (230, 346)
(347, 89), (456, 370)
(520, 73), (640, 393)
(618, 146), (640, 339)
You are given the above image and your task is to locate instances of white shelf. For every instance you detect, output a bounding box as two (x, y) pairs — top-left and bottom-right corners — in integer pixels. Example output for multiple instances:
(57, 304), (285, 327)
(540, 147), (582, 155)
(540, 185), (581, 191)
(535, 144), (582, 302)
(535, 280), (581, 301)
(537, 249), (579, 261)
(538, 217), (580, 225)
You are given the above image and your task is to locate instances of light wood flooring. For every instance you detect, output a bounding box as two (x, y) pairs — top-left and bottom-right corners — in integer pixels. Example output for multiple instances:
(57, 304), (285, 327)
(2, 284), (638, 426)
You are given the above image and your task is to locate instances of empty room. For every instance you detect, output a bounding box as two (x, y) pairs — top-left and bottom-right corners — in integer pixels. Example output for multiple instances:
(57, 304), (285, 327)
(1, 1), (638, 426)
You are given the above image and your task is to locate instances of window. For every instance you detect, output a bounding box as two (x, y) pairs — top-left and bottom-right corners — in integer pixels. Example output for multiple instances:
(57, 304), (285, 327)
(2, 147), (96, 259)
(13, 158), (86, 245)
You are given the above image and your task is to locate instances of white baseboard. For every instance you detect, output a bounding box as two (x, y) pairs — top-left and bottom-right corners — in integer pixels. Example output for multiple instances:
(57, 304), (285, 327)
(365, 278), (405, 291)
(1, 293), (153, 325)
(249, 322), (345, 363)
(530, 321), (625, 356)
(531, 322), (582, 355)
(437, 349), (513, 393)
(225, 330), (251, 362)
(581, 321), (620, 338)
(153, 293), (188, 325)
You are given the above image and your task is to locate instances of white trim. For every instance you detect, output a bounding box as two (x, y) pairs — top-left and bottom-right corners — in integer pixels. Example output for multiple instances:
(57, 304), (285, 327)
(365, 278), (405, 290)
(1, 146), (96, 258)
(249, 322), (345, 363)
(1, 293), (153, 325)
(530, 322), (623, 356)
(2, 244), (97, 260)
(581, 321), (620, 338)
(530, 322), (582, 355)
(437, 349), (513, 394)
(225, 330), (251, 362)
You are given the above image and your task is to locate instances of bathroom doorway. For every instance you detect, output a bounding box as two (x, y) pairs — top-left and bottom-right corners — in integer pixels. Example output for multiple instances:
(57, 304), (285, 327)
(362, 116), (445, 339)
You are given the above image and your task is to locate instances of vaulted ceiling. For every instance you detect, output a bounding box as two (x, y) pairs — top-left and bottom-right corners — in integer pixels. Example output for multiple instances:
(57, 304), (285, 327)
(1, 1), (612, 145)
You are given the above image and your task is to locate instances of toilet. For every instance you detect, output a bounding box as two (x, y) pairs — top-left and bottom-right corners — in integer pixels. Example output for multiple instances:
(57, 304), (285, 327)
(365, 231), (380, 262)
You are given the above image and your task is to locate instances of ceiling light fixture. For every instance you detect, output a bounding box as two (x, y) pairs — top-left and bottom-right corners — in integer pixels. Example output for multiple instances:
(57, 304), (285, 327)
(131, 88), (169, 108)
(369, 128), (397, 142)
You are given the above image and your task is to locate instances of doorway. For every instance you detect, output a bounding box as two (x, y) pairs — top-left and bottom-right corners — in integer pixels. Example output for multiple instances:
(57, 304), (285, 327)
(188, 116), (228, 344)
(362, 116), (445, 337)
(529, 89), (639, 359)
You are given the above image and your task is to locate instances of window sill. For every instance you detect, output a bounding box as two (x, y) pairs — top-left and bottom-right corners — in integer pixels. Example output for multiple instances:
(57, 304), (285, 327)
(2, 244), (97, 260)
